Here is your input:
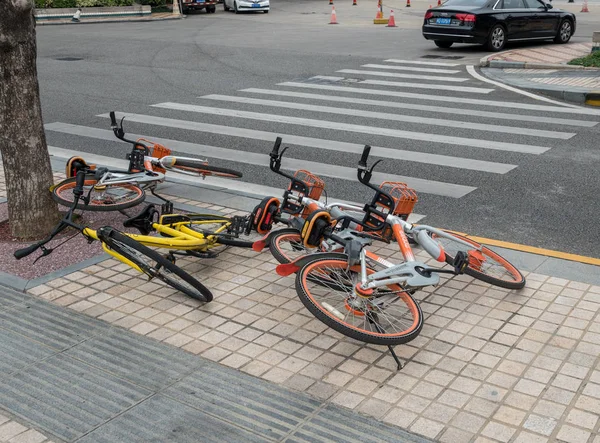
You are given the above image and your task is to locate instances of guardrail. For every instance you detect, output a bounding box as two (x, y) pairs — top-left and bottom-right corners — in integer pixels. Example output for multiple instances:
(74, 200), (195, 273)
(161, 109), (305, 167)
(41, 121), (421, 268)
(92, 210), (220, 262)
(35, 5), (151, 21)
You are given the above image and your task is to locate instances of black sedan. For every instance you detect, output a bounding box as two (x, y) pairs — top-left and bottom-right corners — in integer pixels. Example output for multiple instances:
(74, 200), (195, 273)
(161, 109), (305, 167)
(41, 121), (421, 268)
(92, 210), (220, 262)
(422, 0), (576, 51)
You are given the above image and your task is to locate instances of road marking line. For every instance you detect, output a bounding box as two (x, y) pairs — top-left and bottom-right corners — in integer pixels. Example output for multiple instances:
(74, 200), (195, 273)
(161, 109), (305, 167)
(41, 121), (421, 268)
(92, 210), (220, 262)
(337, 69), (469, 83)
(362, 64), (461, 74)
(467, 65), (600, 115)
(149, 103), (551, 154)
(278, 82), (600, 117)
(64, 115), (515, 174)
(241, 88), (596, 127)
(201, 94), (575, 140)
(46, 123), (474, 198)
(360, 79), (494, 94)
(452, 232), (600, 267)
(48, 144), (427, 222)
(384, 59), (461, 67)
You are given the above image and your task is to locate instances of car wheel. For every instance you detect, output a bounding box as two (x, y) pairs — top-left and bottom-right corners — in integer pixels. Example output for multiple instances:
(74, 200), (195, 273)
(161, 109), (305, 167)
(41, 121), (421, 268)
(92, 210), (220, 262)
(223, 0), (229, 10)
(234, 1), (239, 13)
(434, 40), (453, 49)
(554, 20), (573, 44)
(486, 24), (506, 52)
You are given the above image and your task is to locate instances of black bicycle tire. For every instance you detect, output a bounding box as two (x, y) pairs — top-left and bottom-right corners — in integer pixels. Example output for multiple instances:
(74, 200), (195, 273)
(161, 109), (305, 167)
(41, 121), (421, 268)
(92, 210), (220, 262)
(52, 175), (146, 212)
(170, 159), (243, 178)
(102, 229), (213, 302)
(295, 253), (424, 346)
(440, 232), (525, 290)
(179, 214), (254, 248)
(269, 228), (306, 264)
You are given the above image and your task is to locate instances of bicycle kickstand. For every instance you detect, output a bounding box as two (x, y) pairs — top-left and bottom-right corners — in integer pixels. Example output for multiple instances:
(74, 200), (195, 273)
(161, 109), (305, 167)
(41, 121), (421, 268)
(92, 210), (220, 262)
(388, 346), (404, 371)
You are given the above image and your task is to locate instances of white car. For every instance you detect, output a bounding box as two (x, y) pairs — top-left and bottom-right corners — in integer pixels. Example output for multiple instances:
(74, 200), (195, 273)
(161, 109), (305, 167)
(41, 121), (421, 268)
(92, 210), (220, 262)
(223, 0), (269, 13)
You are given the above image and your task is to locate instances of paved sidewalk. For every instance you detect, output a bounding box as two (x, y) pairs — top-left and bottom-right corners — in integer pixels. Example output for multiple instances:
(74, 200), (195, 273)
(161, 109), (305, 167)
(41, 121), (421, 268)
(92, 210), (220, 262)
(2, 166), (600, 442)
(479, 42), (600, 105)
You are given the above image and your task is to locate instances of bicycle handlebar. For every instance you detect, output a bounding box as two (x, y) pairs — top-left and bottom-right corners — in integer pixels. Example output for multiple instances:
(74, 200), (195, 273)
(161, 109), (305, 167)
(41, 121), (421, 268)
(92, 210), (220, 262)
(359, 145), (371, 169)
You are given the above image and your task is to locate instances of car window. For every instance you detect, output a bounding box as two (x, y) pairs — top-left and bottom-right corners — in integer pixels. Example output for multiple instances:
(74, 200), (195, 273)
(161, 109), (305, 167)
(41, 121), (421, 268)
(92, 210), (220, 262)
(499, 0), (526, 8)
(443, 0), (489, 5)
(523, 0), (544, 8)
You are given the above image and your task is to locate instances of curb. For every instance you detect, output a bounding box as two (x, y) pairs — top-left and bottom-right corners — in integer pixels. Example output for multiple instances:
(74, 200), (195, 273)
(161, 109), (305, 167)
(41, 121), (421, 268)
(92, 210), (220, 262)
(585, 90), (600, 106)
(36, 14), (183, 26)
(480, 59), (599, 70)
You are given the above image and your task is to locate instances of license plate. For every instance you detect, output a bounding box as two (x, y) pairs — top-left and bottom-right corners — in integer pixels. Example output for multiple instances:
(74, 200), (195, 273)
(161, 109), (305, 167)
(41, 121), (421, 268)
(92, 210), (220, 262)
(252, 3), (260, 6)
(436, 18), (451, 25)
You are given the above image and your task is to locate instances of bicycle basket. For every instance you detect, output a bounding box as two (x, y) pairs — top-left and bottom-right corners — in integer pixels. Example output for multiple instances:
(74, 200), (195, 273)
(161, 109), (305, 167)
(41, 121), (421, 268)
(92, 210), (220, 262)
(376, 182), (418, 241)
(286, 170), (325, 218)
(136, 138), (172, 174)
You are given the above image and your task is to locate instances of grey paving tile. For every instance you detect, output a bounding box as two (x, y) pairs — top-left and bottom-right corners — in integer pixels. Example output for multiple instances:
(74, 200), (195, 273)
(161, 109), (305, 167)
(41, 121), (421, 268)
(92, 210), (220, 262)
(0, 328), (56, 378)
(64, 329), (204, 391)
(0, 354), (151, 441)
(76, 394), (271, 443)
(288, 404), (433, 443)
(164, 362), (320, 441)
(0, 299), (108, 351)
(534, 258), (600, 286)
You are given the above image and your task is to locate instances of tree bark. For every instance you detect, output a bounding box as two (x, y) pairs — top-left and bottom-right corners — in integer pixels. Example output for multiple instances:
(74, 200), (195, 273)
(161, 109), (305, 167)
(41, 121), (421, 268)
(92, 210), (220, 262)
(0, 0), (59, 239)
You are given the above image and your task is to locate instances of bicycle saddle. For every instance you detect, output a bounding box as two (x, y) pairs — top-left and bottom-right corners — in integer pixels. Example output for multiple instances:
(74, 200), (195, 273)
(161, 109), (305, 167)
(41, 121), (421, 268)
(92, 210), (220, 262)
(123, 204), (158, 235)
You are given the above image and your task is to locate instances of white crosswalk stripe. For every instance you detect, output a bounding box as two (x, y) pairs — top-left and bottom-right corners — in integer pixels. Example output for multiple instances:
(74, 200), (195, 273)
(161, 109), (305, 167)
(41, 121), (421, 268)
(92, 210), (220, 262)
(359, 79), (495, 93)
(150, 102), (553, 154)
(361, 64), (461, 74)
(43, 59), (596, 206)
(383, 59), (461, 66)
(240, 88), (596, 127)
(337, 69), (469, 82)
(199, 95), (575, 139)
(47, 120), (517, 174)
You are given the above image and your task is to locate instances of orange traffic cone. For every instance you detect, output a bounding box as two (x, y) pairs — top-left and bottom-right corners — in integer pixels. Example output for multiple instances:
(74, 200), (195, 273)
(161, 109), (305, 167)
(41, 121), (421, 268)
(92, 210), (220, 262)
(329, 0), (333, 5)
(406, 0), (411, 7)
(352, 0), (357, 5)
(581, 0), (589, 11)
(387, 10), (397, 27)
(329, 5), (338, 23)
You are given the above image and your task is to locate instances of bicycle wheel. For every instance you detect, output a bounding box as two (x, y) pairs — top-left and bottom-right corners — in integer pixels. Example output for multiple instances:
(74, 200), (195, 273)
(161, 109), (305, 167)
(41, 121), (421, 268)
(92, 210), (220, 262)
(433, 231), (525, 290)
(296, 253), (423, 346)
(101, 229), (213, 302)
(170, 159), (242, 179)
(52, 175), (145, 211)
(181, 214), (253, 248)
(269, 228), (312, 264)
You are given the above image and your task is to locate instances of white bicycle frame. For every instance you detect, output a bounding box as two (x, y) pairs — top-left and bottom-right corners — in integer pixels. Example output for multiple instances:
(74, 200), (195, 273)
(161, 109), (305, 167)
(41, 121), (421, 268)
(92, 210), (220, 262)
(92, 155), (211, 189)
(287, 193), (478, 291)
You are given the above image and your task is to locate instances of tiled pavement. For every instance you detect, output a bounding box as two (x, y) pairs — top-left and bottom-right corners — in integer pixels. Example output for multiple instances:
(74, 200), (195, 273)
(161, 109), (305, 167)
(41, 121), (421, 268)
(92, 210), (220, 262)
(0, 413), (52, 443)
(5, 190), (599, 443)
(485, 43), (593, 66)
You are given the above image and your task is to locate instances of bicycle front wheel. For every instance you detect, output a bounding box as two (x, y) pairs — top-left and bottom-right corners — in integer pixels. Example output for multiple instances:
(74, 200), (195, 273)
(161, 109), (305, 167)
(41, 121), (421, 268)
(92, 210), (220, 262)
(269, 228), (312, 264)
(181, 214), (253, 248)
(434, 231), (525, 290)
(52, 175), (145, 211)
(101, 229), (213, 302)
(169, 159), (242, 179)
(296, 254), (423, 346)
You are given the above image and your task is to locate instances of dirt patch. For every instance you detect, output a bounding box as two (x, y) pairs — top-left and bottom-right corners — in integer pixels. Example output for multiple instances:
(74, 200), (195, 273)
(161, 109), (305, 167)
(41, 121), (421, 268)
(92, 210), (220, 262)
(0, 201), (135, 281)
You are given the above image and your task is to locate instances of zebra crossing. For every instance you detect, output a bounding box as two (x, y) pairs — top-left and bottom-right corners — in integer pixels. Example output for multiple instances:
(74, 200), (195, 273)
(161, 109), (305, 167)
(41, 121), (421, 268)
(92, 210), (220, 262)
(43, 59), (599, 209)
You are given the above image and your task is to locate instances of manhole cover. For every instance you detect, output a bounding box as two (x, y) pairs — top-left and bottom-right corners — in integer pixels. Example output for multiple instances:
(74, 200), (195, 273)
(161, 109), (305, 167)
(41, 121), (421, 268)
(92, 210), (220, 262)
(55, 57), (83, 61)
(421, 55), (464, 60)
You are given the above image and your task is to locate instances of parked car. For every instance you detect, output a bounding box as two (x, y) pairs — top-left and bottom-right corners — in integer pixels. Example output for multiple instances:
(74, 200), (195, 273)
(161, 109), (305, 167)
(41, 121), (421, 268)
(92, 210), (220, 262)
(422, 0), (576, 51)
(223, 0), (270, 13)
(180, 0), (218, 14)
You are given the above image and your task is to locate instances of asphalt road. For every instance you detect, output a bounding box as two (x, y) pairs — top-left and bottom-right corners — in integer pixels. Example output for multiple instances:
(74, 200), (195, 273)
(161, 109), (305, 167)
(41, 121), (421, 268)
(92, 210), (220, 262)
(36, 0), (600, 258)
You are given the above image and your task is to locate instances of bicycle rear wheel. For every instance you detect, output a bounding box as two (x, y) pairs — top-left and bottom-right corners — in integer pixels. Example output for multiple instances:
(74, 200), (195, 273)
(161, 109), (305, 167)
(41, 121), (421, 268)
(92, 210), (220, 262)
(296, 253), (423, 346)
(169, 159), (242, 179)
(180, 214), (253, 248)
(52, 175), (145, 211)
(434, 231), (525, 290)
(101, 228), (213, 302)
(269, 228), (312, 264)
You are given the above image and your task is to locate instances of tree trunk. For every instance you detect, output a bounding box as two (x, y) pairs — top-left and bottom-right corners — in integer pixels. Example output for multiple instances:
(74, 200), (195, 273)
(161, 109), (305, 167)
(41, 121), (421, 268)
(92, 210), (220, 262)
(0, 0), (59, 239)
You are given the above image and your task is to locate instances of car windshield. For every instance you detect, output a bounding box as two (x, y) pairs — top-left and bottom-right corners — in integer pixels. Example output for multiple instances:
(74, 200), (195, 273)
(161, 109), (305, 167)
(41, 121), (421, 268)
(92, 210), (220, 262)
(442, 0), (489, 5)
